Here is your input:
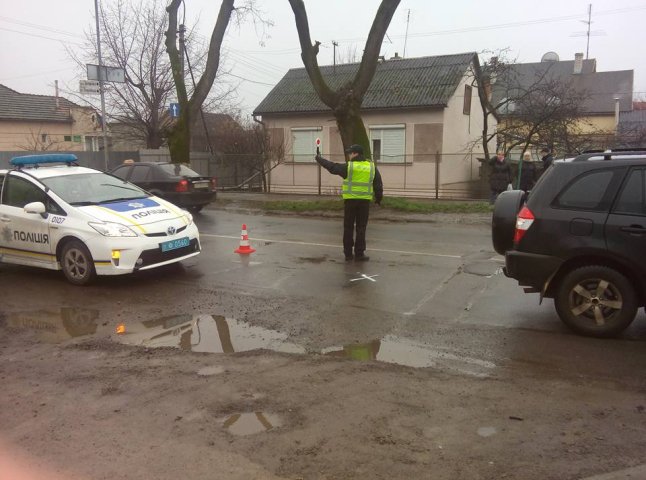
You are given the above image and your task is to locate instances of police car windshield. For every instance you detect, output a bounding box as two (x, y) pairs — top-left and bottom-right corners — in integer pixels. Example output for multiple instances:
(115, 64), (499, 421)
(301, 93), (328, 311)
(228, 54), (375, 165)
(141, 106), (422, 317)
(41, 173), (148, 206)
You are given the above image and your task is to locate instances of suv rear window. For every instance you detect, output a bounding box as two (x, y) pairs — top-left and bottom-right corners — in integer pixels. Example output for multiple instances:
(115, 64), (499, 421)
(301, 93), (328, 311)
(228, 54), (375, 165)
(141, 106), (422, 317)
(555, 170), (614, 211)
(613, 169), (645, 216)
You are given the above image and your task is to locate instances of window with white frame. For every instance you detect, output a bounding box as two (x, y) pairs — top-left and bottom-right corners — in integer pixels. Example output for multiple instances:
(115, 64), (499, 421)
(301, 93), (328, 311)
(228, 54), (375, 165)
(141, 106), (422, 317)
(291, 127), (321, 163)
(369, 124), (405, 163)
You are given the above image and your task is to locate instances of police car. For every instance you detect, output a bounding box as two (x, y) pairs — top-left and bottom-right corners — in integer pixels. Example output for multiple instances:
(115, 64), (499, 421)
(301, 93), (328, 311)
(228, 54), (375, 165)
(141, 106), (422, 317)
(0, 154), (201, 285)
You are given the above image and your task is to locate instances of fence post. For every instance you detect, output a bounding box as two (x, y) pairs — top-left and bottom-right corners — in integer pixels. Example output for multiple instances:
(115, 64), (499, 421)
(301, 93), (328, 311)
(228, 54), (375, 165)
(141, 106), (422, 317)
(435, 151), (441, 199)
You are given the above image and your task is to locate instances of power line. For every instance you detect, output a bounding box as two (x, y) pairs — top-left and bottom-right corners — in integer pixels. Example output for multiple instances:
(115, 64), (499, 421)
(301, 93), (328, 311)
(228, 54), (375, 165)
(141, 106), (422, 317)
(334, 5), (646, 44)
(0, 15), (84, 39)
(0, 26), (84, 47)
(223, 72), (276, 86)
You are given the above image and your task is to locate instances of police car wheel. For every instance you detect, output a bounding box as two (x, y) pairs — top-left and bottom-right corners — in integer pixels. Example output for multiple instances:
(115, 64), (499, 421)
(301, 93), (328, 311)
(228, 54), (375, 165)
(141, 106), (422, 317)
(61, 240), (96, 286)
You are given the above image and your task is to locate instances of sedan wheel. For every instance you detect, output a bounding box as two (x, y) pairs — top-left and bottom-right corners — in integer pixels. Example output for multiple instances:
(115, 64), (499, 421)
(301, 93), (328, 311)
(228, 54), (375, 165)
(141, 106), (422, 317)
(61, 241), (96, 286)
(554, 265), (637, 337)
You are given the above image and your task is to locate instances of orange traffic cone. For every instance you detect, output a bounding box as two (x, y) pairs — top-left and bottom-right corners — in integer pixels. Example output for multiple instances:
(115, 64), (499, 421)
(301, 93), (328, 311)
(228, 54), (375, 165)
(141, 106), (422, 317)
(234, 224), (256, 254)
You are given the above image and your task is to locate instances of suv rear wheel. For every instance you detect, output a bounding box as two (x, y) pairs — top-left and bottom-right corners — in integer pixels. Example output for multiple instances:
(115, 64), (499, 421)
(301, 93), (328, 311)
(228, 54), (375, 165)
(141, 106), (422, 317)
(554, 265), (637, 337)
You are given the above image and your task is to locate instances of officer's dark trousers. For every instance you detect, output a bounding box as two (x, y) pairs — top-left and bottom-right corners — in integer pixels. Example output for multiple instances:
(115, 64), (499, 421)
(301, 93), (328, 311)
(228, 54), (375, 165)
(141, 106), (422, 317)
(343, 199), (370, 257)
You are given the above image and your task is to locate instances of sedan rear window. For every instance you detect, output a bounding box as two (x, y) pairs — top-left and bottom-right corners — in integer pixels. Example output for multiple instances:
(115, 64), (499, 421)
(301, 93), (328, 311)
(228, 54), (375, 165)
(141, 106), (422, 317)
(158, 164), (200, 177)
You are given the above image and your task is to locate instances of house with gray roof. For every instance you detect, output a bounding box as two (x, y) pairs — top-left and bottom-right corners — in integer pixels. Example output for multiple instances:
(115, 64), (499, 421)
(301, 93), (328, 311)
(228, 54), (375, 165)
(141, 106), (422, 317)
(0, 84), (102, 152)
(490, 53), (634, 154)
(253, 52), (491, 198)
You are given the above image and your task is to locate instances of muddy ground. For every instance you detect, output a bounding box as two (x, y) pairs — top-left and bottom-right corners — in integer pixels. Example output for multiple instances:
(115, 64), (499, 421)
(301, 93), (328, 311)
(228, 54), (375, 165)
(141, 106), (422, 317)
(1, 291), (645, 480)
(1, 205), (645, 479)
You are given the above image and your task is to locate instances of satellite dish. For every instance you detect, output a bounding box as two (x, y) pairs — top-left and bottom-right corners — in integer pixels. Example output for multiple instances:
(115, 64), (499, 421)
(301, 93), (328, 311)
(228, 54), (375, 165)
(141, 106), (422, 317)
(541, 51), (560, 62)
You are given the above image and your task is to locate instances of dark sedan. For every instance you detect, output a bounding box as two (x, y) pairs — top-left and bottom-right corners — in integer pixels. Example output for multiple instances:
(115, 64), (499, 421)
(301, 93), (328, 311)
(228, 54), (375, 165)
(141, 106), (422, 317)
(110, 161), (216, 213)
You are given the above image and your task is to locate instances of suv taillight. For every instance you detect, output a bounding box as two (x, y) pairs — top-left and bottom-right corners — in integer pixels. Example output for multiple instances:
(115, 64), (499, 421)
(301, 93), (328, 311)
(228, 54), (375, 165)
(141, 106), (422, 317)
(210, 177), (217, 191)
(175, 179), (189, 192)
(513, 206), (535, 245)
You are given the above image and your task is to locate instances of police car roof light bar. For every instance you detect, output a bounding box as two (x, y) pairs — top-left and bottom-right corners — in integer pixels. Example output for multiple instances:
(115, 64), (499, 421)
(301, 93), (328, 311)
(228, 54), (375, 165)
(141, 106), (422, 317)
(10, 154), (79, 168)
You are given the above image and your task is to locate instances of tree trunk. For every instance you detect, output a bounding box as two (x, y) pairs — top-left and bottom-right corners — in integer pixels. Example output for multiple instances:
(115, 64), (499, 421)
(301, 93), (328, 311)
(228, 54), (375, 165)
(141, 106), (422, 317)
(334, 99), (370, 157)
(165, 0), (235, 164)
(288, 0), (400, 156)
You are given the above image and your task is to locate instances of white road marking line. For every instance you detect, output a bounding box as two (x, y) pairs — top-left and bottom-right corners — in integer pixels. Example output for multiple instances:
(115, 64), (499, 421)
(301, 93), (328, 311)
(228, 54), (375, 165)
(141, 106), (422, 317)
(350, 273), (379, 282)
(201, 233), (461, 259)
(403, 269), (461, 316)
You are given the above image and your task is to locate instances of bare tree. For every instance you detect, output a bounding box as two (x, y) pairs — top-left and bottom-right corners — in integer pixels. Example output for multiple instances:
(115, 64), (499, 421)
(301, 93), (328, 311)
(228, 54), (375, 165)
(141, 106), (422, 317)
(287, 0), (400, 156)
(68, 0), (176, 149)
(470, 53), (609, 158)
(16, 129), (65, 152)
(166, 0), (267, 164)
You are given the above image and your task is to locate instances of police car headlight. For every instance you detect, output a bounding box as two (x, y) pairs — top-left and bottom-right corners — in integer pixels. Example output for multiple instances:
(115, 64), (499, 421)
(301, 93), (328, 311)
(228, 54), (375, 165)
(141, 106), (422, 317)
(185, 212), (193, 225)
(89, 222), (138, 237)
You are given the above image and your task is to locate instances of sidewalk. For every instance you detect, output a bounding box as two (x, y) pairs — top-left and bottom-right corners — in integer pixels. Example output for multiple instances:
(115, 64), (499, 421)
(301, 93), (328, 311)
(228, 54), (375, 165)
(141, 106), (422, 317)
(209, 191), (492, 225)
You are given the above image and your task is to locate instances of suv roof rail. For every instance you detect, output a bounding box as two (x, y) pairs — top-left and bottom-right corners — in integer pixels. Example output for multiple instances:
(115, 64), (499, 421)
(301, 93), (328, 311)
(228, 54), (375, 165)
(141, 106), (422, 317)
(572, 150), (646, 162)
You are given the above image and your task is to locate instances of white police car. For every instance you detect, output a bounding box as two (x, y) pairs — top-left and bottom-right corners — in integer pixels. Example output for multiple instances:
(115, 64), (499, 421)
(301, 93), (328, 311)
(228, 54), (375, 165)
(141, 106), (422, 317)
(0, 154), (201, 285)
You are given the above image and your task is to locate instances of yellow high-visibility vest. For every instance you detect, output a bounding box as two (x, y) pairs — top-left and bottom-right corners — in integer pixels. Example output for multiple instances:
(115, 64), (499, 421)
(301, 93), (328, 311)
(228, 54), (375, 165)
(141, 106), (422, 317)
(342, 161), (375, 200)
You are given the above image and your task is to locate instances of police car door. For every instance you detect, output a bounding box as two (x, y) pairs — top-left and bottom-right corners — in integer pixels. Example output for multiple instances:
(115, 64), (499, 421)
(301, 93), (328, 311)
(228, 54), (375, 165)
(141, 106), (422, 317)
(0, 172), (54, 267)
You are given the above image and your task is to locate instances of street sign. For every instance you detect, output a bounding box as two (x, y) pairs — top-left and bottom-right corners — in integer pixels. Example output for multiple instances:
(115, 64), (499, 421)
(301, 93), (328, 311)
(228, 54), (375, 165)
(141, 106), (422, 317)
(79, 80), (100, 95)
(315, 137), (321, 155)
(169, 103), (180, 118)
(86, 64), (125, 83)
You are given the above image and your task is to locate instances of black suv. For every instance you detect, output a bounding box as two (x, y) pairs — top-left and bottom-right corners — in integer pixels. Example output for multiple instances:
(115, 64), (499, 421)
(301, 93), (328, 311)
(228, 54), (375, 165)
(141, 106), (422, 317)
(110, 162), (216, 213)
(492, 150), (646, 337)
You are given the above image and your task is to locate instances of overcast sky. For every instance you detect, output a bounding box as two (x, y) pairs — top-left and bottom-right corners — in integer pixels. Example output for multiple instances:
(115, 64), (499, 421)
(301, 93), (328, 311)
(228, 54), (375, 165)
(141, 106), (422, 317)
(1, 0), (645, 118)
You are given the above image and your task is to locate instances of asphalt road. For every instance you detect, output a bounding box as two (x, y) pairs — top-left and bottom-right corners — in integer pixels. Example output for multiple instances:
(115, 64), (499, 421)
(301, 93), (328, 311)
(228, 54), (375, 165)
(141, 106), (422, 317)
(1, 209), (646, 479)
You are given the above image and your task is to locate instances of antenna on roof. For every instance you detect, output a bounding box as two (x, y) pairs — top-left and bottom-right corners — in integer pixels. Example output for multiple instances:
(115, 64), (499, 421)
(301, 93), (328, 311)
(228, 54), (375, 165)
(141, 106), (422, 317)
(403, 9), (410, 58)
(569, 4), (605, 59)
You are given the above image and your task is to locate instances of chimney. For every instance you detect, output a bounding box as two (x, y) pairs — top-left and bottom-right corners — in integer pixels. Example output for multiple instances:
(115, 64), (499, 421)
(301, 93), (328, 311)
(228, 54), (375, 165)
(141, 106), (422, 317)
(55, 80), (60, 108)
(391, 52), (401, 60)
(573, 53), (584, 75)
(614, 97), (621, 130)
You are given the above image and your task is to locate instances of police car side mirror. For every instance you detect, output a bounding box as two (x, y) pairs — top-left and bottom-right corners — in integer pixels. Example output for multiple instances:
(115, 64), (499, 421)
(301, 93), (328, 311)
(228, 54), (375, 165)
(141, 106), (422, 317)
(24, 201), (47, 218)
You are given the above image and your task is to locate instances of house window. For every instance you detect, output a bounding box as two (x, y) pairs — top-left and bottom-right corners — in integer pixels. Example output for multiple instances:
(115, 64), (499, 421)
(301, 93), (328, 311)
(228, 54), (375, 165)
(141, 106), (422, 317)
(72, 135), (82, 143)
(291, 127), (321, 163)
(369, 125), (405, 163)
(64, 135), (72, 142)
(41, 133), (48, 143)
(463, 85), (472, 115)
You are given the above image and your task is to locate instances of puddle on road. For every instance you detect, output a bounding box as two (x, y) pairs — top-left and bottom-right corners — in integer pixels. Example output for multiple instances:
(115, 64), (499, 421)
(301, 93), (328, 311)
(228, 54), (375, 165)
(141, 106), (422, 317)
(114, 314), (495, 376)
(223, 412), (282, 436)
(477, 426), (497, 437)
(1, 309), (495, 376)
(0, 308), (99, 343)
(114, 314), (306, 355)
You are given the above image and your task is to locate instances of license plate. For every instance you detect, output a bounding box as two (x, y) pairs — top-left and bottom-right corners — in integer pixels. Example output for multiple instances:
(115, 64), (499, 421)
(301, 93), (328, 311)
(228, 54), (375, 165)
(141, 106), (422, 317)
(193, 182), (209, 189)
(160, 237), (190, 252)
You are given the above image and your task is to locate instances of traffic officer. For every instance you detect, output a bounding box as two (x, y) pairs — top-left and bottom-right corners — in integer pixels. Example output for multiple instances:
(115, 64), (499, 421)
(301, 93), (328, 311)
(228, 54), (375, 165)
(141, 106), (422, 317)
(315, 143), (383, 262)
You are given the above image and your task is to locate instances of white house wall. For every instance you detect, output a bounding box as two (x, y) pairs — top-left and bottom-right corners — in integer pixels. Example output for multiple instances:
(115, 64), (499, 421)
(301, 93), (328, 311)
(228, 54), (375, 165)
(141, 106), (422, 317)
(261, 71), (490, 198)
(441, 65), (488, 186)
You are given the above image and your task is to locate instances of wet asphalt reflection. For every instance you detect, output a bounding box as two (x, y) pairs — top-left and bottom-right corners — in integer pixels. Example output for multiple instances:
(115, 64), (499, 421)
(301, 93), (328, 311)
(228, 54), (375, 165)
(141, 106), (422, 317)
(0, 309), (496, 377)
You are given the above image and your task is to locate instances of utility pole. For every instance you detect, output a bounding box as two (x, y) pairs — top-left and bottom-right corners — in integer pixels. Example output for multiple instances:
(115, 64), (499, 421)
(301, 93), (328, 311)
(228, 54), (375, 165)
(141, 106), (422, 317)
(94, 0), (109, 171)
(332, 41), (338, 73)
(179, 23), (186, 78)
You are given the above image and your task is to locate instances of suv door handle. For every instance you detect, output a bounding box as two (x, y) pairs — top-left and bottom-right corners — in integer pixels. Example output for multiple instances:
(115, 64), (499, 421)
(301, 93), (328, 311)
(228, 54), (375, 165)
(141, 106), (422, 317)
(620, 225), (646, 234)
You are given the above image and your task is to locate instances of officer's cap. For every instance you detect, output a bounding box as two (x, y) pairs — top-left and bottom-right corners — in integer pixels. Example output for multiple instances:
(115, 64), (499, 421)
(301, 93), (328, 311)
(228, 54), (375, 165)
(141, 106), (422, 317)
(344, 144), (364, 154)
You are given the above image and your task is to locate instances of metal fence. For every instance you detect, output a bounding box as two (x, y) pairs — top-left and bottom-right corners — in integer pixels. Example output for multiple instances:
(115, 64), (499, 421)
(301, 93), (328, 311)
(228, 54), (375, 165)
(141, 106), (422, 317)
(0, 150), (496, 200)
